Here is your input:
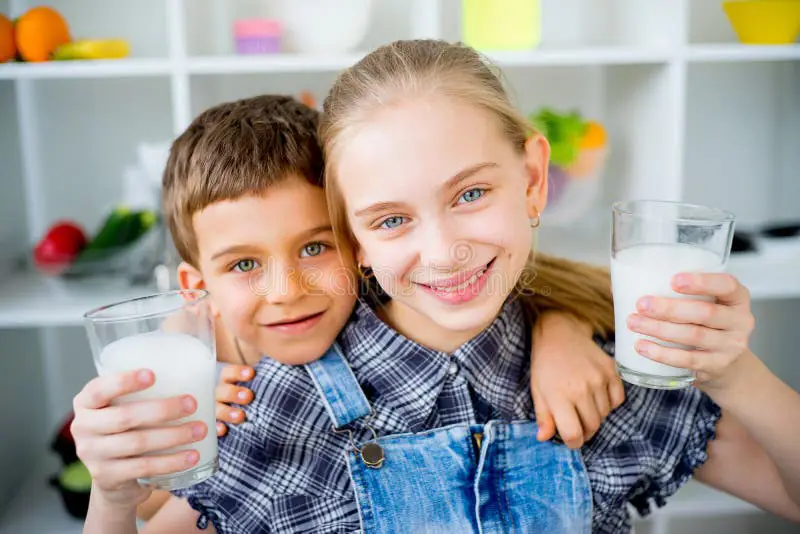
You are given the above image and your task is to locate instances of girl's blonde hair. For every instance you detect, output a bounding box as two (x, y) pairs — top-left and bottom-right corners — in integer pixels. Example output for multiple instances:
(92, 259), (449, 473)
(320, 39), (614, 336)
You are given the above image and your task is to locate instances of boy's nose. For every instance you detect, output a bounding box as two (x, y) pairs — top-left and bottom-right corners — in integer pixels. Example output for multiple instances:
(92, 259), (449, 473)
(254, 263), (303, 305)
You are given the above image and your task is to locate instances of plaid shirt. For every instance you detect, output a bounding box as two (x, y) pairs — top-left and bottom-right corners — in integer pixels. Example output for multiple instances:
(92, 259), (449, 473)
(174, 298), (721, 533)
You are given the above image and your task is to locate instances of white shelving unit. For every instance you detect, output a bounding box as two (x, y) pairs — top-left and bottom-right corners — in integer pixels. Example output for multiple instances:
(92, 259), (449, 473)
(0, 0), (798, 532)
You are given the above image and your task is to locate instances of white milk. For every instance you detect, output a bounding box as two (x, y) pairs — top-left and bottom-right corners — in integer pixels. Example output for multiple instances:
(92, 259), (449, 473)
(611, 243), (724, 377)
(98, 331), (218, 468)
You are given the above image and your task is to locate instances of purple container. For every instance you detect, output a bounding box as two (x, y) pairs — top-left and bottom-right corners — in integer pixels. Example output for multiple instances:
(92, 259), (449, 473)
(234, 19), (282, 55)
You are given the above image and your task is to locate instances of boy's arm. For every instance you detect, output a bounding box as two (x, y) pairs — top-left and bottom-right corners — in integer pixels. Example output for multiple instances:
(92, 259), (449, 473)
(530, 311), (625, 449)
(137, 489), (172, 521)
(86, 492), (213, 534)
(142, 496), (217, 533)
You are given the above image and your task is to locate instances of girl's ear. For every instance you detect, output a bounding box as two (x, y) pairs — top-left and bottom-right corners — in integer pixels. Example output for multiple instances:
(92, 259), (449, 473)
(523, 133), (551, 218)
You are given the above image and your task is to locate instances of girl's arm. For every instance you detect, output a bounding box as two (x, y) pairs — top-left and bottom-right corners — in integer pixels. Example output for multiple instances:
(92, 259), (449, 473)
(530, 311), (625, 448)
(695, 352), (800, 521)
(629, 272), (800, 521)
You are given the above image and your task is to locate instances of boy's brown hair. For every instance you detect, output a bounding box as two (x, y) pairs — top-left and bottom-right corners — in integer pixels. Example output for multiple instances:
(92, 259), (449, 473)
(162, 94), (324, 267)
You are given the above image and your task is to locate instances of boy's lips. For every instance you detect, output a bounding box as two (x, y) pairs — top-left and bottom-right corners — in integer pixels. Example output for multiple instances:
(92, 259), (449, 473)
(262, 311), (326, 335)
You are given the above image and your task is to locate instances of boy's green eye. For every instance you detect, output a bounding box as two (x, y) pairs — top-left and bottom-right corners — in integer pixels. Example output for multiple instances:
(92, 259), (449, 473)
(458, 188), (484, 204)
(301, 242), (327, 258)
(233, 259), (258, 273)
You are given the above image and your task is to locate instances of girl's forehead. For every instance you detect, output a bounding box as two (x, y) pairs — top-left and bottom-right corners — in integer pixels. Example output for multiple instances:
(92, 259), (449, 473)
(336, 98), (507, 183)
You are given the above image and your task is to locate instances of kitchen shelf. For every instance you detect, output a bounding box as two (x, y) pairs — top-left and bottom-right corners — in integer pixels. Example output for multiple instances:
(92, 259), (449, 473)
(0, 46), (795, 81)
(0, 272), (154, 328)
(0, 59), (173, 80)
(686, 44), (800, 63)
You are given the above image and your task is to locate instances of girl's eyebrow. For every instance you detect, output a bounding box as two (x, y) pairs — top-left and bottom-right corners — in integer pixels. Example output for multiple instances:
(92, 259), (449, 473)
(353, 162), (497, 219)
(354, 201), (404, 218)
(441, 162), (498, 192)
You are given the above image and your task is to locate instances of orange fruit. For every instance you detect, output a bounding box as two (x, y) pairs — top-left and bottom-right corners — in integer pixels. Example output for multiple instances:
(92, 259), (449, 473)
(15, 6), (71, 62)
(580, 121), (607, 150)
(0, 14), (15, 62)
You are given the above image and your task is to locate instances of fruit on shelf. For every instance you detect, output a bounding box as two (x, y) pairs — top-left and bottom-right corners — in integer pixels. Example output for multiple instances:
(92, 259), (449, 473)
(53, 38), (130, 60)
(14, 6), (71, 62)
(33, 221), (88, 274)
(0, 13), (15, 63)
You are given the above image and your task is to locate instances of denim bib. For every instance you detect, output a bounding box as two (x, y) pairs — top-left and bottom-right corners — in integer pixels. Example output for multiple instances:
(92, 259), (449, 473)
(306, 344), (593, 533)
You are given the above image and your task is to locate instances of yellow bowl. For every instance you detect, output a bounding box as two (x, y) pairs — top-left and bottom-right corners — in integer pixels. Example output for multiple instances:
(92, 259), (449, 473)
(723, 1), (800, 44)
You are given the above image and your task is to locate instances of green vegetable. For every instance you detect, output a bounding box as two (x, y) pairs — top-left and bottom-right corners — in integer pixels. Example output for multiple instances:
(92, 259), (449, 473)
(529, 107), (588, 167)
(59, 461), (92, 492)
(82, 206), (133, 252)
(74, 207), (158, 264)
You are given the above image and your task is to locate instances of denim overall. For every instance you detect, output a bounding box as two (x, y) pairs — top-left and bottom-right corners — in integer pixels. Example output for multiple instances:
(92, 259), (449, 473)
(306, 345), (593, 534)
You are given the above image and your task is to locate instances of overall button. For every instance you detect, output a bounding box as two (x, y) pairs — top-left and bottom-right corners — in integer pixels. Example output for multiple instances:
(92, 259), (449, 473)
(448, 361), (459, 375)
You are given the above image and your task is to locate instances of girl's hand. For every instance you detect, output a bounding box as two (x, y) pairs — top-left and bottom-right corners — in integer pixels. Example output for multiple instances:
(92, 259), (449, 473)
(628, 272), (755, 387)
(215, 364), (255, 437)
(71, 370), (208, 509)
(531, 312), (625, 449)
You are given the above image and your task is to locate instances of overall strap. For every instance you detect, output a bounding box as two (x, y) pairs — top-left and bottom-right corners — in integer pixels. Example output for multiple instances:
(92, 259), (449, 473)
(304, 343), (372, 429)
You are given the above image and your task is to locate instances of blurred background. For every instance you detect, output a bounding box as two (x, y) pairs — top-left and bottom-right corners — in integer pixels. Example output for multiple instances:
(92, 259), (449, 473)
(0, 1), (798, 532)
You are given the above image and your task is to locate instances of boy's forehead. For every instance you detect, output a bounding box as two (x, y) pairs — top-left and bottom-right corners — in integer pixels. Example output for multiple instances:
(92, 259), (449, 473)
(192, 178), (331, 258)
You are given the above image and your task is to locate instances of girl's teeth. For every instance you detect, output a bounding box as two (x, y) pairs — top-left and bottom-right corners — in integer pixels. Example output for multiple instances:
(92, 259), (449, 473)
(435, 267), (486, 292)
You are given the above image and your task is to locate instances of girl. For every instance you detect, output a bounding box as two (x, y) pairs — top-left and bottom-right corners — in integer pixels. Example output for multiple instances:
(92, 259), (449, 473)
(315, 39), (800, 532)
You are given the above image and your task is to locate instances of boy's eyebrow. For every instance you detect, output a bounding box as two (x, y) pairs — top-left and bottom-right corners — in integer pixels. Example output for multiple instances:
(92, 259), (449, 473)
(297, 225), (334, 240)
(209, 226), (333, 260)
(210, 244), (260, 261)
(353, 162), (498, 218)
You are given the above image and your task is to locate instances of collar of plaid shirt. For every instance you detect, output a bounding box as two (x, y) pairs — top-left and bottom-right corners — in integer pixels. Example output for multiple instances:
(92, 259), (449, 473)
(338, 296), (532, 434)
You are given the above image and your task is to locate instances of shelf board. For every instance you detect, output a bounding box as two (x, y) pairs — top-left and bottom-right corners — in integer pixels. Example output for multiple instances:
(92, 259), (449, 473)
(486, 47), (673, 67)
(188, 53), (366, 74)
(0, 58), (172, 80)
(187, 47), (673, 75)
(0, 271), (155, 328)
(686, 44), (800, 63)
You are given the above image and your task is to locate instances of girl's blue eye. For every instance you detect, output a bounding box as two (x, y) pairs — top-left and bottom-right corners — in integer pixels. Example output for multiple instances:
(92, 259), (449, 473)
(301, 242), (327, 258)
(459, 188), (484, 204)
(380, 216), (405, 230)
(233, 259), (258, 273)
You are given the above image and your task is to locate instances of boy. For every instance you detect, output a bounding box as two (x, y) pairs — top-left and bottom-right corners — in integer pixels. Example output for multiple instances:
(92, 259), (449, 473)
(75, 95), (623, 533)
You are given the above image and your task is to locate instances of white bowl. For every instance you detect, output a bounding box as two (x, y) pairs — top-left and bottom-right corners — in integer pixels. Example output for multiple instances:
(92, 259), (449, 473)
(276, 0), (373, 54)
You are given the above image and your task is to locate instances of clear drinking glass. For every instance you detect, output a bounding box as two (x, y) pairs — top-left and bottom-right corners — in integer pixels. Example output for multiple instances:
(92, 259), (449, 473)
(611, 200), (735, 389)
(83, 290), (217, 490)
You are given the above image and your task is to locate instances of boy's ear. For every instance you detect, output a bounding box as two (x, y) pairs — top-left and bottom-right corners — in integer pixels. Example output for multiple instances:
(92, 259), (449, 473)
(178, 261), (205, 290)
(523, 133), (551, 218)
(177, 261), (220, 317)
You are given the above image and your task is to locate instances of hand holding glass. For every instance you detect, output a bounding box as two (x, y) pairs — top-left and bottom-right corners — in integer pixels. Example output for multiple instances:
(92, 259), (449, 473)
(611, 200), (735, 389)
(83, 290), (218, 490)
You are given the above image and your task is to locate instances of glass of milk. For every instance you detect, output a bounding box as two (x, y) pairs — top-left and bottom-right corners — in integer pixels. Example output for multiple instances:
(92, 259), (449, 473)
(611, 200), (735, 390)
(83, 289), (217, 490)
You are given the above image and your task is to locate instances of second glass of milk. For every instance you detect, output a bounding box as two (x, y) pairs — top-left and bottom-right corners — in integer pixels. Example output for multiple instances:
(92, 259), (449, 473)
(611, 200), (735, 390)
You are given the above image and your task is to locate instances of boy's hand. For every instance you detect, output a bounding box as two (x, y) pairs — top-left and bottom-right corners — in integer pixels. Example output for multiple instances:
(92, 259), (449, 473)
(531, 312), (625, 449)
(71, 370), (208, 509)
(627, 272), (755, 389)
(215, 364), (255, 437)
